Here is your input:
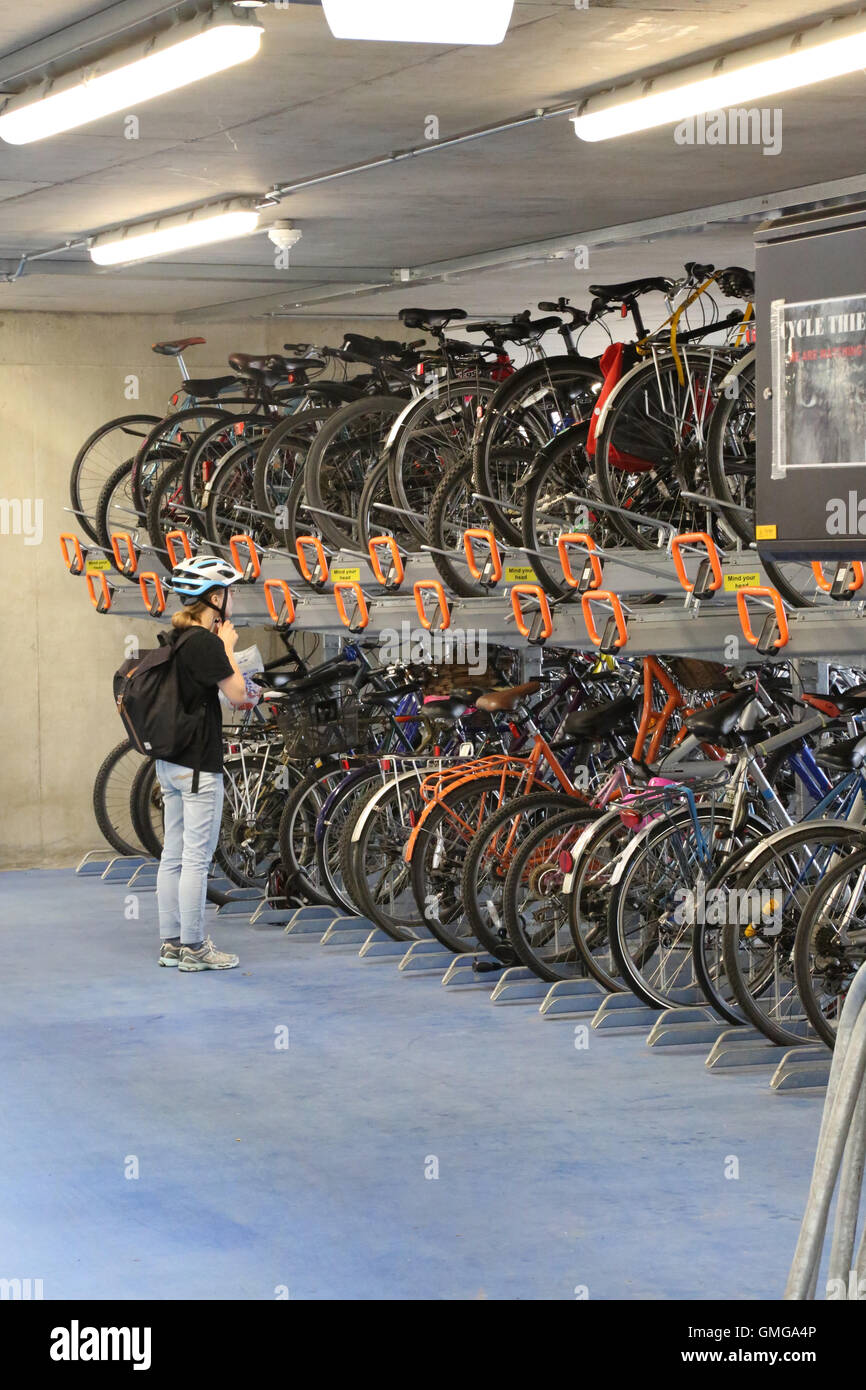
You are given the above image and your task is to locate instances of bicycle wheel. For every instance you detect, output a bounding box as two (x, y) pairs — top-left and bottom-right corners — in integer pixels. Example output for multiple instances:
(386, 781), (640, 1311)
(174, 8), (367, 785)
(93, 740), (151, 857)
(341, 770), (429, 940)
(146, 460), (203, 572)
(252, 408), (333, 521)
(95, 459), (141, 556)
(426, 450), (532, 596)
(461, 791), (578, 962)
(357, 455), (424, 554)
(218, 748), (295, 889)
(565, 807), (632, 993)
(204, 440), (273, 552)
(130, 759), (163, 858)
(277, 758), (347, 906)
(473, 357), (601, 544)
(409, 771), (528, 953)
(131, 406), (231, 515)
(388, 379), (497, 547)
(595, 349), (735, 549)
(794, 846), (866, 1049)
(608, 805), (772, 1010)
(316, 764), (385, 914)
(502, 806), (599, 981)
(71, 414), (160, 543)
(520, 422), (613, 599)
(304, 397), (405, 551)
(183, 413), (276, 511)
(722, 821), (866, 1046)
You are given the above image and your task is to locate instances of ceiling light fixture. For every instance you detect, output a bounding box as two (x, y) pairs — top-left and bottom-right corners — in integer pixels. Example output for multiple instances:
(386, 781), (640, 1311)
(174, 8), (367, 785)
(572, 10), (866, 142)
(321, 0), (514, 45)
(0, 4), (264, 145)
(89, 198), (260, 266)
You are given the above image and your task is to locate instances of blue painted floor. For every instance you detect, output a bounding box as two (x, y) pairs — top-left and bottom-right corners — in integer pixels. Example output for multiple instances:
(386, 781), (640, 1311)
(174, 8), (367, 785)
(0, 867), (825, 1301)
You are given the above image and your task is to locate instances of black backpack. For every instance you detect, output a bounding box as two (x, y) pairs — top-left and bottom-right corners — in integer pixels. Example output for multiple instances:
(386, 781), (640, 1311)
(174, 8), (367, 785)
(114, 629), (207, 790)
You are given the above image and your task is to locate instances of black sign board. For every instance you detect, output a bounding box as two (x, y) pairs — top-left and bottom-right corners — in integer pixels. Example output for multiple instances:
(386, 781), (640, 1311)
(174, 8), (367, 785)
(756, 203), (866, 561)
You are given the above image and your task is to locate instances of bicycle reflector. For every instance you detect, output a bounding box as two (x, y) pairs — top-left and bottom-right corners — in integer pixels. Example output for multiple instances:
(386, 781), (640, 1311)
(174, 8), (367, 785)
(165, 528), (193, 565)
(670, 531), (723, 600)
(334, 581), (369, 632)
(264, 578), (296, 628)
(229, 533), (261, 581)
(510, 584), (553, 643)
(811, 560), (865, 601)
(414, 581), (451, 632)
(736, 586), (789, 654)
(296, 535), (329, 588)
(368, 535), (405, 589)
(581, 590), (628, 653)
(138, 571), (166, 616)
(557, 532), (603, 593)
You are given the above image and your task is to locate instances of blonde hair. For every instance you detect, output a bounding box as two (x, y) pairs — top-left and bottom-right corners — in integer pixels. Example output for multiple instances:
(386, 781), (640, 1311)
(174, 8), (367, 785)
(171, 589), (219, 631)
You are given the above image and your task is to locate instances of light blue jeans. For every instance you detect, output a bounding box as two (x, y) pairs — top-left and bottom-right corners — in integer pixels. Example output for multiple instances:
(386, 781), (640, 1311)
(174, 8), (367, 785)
(155, 760), (224, 944)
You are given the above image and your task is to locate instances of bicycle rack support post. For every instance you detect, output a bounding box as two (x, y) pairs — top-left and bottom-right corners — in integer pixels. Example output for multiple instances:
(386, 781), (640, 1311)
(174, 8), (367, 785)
(138, 571), (166, 617)
(510, 584), (553, 645)
(85, 571), (114, 613)
(414, 580), (451, 632)
(670, 531), (723, 606)
(557, 532), (604, 594)
(463, 528), (503, 590)
(60, 532), (87, 575)
(736, 585), (789, 656)
(109, 531), (139, 577)
(368, 535), (405, 590)
(264, 578), (297, 630)
(581, 589), (628, 654)
(334, 581), (370, 633)
(165, 529), (193, 565)
(229, 534), (261, 582)
(296, 535), (329, 590)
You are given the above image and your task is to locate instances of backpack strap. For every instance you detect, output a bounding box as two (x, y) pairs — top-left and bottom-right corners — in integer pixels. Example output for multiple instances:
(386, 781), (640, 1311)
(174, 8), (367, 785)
(172, 626), (209, 792)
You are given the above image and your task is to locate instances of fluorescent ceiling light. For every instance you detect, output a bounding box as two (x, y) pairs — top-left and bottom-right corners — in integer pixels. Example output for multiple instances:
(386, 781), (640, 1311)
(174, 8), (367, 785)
(573, 11), (866, 141)
(0, 5), (263, 145)
(90, 201), (260, 267)
(322, 0), (514, 45)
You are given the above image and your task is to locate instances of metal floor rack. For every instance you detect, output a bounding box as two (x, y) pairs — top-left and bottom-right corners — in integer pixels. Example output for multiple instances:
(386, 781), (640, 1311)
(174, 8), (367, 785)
(75, 849), (834, 1097)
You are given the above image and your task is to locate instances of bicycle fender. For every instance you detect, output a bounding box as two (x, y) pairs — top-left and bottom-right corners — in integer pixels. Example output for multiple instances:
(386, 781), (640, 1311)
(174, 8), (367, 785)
(350, 769), (420, 845)
(731, 817), (861, 873)
(383, 380), (444, 455)
(592, 357), (657, 441)
(560, 809), (621, 896)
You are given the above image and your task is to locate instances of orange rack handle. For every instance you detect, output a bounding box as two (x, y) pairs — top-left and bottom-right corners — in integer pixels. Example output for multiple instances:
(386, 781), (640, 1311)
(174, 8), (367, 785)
(110, 530), (139, 576)
(165, 529), (193, 565)
(139, 571), (166, 616)
(736, 585), (789, 651)
(85, 571), (113, 613)
(60, 532), (86, 574)
(511, 584), (553, 642)
(296, 535), (329, 586)
(368, 535), (405, 589)
(229, 533), (261, 580)
(811, 560), (865, 594)
(264, 578), (296, 627)
(463, 528), (503, 585)
(581, 590), (628, 650)
(414, 580), (452, 632)
(334, 581), (369, 631)
(670, 531), (722, 594)
(557, 532), (603, 591)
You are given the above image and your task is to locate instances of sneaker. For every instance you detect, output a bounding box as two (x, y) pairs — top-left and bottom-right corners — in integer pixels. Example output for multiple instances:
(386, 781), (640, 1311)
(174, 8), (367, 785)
(158, 940), (182, 968)
(178, 936), (240, 972)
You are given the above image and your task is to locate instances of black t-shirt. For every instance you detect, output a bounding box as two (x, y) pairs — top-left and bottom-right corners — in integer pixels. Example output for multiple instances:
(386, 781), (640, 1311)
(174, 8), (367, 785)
(170, 627), (234, 774)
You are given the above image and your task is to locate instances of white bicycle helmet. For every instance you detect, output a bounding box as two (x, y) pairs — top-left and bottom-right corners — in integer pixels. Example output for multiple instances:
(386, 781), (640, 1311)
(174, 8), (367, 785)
(171, 554), (244, 607)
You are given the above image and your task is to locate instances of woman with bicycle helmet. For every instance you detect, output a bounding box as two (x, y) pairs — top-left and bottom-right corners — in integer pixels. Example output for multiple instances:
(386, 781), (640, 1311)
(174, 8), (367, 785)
(155, 555), (250, 973)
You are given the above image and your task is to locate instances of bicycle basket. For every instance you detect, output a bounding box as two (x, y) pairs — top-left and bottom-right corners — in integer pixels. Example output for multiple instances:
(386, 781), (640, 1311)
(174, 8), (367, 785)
(277, 707), (363, 758)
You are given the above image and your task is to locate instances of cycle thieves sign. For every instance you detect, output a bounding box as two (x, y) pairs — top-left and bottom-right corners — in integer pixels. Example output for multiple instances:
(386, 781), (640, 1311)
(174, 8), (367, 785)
(756, 203), (866, 561)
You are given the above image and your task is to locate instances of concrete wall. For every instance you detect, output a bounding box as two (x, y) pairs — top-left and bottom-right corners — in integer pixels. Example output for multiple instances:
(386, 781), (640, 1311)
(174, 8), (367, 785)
(0, 311), (406, 869)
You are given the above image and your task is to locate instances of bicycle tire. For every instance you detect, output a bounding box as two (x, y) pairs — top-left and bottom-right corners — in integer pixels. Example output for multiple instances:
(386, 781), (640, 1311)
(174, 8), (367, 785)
(793, 845), (866, 1050)
(95, 458), (141, 557)
(71, 414), (160, 543)
(93, 740), (151, 858)
(502, 806), (599, 981)
(131, 406), (231, 515)
(304, 396), (405, 552)
(277, 758), (347, 906)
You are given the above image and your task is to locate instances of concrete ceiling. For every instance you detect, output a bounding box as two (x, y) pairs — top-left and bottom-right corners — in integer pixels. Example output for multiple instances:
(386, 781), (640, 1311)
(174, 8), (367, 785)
(0, 0), (864, 321)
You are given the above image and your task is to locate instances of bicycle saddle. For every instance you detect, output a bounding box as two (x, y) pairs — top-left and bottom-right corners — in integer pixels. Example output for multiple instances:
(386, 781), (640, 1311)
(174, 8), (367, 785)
(361, 681), (423, 707)
(814, 732), (866, 772)
(561, 692), (638, 739)
(152, 337), (205, 355)
(228, 353), (292, 384)
(260, 661), (357, 698)
(181, 375), (238, 397)
(475, 681), (541, 713)
(587, 277), (674, 301)
(682, 685), (757, 743)
(340, 333), (418, 365)
(834, 683), (866, 712)
(422, 695), (474, 719)
(399, 307), (467, 332)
